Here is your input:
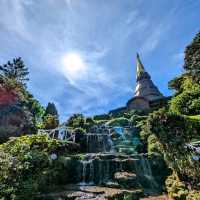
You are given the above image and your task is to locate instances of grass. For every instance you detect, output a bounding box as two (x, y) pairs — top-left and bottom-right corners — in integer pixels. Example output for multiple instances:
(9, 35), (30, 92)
(187, 115), (200, 120)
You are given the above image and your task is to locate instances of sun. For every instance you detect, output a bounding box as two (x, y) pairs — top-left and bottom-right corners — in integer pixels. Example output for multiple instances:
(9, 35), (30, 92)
(61, 53), (86, 79)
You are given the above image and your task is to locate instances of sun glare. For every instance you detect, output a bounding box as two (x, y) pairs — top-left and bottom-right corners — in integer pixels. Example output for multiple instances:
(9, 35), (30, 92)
(61, 53), (86, 78)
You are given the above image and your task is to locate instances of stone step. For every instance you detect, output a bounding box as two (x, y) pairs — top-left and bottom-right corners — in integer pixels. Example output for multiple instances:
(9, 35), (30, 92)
(36, 185), (144, 200)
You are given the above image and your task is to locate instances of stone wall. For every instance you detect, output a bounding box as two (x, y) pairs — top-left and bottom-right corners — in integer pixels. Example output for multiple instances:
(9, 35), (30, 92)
(127, 97), (150, 110)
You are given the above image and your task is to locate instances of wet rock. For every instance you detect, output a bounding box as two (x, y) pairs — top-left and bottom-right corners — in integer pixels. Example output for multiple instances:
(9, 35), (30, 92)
(104, 181), (120, 188)
(67, 191), (96, 200)
(98, 153), (116, 160)
(80, 186), (143, 200)
(114, 172), (140, 189)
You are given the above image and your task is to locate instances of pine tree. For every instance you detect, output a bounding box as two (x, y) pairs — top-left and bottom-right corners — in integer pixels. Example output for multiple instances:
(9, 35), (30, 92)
(44, 102), (58, 116)
(0, 57), (29, 86)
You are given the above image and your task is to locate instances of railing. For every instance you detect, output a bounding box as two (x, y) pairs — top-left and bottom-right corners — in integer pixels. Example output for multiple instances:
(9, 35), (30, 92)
(38, 126), (75, 141)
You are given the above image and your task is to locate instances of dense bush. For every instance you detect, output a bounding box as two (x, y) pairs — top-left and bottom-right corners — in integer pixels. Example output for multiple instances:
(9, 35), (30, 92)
(42, 114), (59, 129)
(144, 109), (200, 186)
(106, 117), (130, 127)
(165, 172), (188, 200)
(147, 134), (162, 156)
(170, 85), (200, 115)
(166, 172), (200, 200)
(130, 115), (147, 126)
(93, 114), (110, 120)
(187, 190), (200, 200)
(67, 114), (86, 128)
(184, 31), (200, 83)
(0, 134), (79, 199)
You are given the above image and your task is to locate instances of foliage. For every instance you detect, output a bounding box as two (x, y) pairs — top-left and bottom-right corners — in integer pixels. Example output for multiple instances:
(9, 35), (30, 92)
(168, 75), (193, 94)
(67, 114), (86, 129)
(0, 58), (44, 142)
(123, 194), (132, 200)
(145, 108), (200, 186)
(130, 114), (147, 126)
(42, 114), (59, 129)
(166, 172), (200, 200)
(0, 134), (78, 199)
(44, 102), (58, 117)
(166, 172), (188, 200)
(0, 57), (29, 87)
(188, 114), (200, 120)
(73, 127), (86, 135)
(105, 117), (130, 127)
(93, 114), (110, 120)
(187, 190), (200, 200)
(184, 31), (200, 83)
(22, 91), (45, 127)
(147, 134), (162, 156)
(170, 84), (200, 115)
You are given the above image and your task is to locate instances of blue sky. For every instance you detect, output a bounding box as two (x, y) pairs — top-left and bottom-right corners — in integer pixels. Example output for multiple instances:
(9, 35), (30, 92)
(0, 0), (200, 121)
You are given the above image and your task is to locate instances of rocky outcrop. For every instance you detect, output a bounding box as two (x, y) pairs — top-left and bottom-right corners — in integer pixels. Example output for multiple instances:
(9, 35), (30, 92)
(37, 185), (143, 200)
(114, 172), (140, 189)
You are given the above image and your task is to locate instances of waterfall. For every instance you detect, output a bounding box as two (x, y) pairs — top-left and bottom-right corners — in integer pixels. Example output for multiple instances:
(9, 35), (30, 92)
(134, 155), (158, 190)
(141, 157), (158, 189)
(86, 134), (113, 153)
(79, 160), (94, 186)
(108, 135), (115, 153)
(113, 126), (126, 139)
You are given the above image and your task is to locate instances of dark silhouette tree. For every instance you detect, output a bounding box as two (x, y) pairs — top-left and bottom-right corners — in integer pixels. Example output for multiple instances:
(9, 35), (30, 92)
(44, 102), (58, 116)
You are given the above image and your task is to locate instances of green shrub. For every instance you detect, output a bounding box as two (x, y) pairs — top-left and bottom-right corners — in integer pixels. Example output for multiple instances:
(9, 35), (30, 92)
(73, 127), (86, 134)
(144, 108), (200, 186)
(170, 86), (200, 115)
(130, 115), (147, 126)
(93, 114), (110, 120)
(0, 134), (78, 199)
(187, 190), (200, 200)
(67, 114), (86, 128)
(166, 172), (188, 200)
(42, 114), (59, 129)
(147, 134), (162, 155)
(106, 117), (130, 127)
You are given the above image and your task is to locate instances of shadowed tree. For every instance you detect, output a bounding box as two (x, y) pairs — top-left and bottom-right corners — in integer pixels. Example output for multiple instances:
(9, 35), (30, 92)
(44, 102), (58, 116)
(184, 31), (200, 83)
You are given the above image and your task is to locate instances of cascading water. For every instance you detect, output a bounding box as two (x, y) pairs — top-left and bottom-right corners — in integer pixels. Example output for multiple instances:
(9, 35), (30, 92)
(79, 159), (94, 186)
(77, 125), (158, 194)
(86, 133), (114, 153)
(134, 155), (158, 190)
(141, 156), (158, 189)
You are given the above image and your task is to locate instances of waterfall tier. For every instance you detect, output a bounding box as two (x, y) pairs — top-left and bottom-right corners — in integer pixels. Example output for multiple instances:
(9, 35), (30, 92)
(77, 153), (159, 192)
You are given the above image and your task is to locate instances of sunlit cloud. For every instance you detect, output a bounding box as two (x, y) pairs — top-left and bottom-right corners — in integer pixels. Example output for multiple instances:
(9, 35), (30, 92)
(61, 52), (87, 82)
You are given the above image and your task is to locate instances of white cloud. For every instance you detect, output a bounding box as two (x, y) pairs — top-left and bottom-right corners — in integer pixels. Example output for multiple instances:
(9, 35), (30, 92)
(0, 0), (32, 41)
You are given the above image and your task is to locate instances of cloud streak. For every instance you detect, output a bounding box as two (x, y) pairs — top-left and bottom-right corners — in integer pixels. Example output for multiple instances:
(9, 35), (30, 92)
(0, 0), (200, 120)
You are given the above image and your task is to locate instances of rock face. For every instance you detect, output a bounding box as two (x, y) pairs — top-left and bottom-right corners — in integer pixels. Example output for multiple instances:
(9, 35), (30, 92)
(114, 172), (139, 189)
(127, 54), (164, 110)
(37, 185), (143, 200)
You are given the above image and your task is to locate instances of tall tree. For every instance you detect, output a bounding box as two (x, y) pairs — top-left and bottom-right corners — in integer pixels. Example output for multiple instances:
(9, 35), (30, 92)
(0, 57), (29, 86)
(44, 102), (58, 116)
(184, 31), (200, 83)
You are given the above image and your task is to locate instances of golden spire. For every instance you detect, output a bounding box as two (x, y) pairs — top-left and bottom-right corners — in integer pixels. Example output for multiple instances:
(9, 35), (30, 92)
(136, 53), (146, 79)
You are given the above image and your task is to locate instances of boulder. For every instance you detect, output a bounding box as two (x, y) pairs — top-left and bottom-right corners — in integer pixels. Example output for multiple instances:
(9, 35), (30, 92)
(114, 172), (140, 189)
